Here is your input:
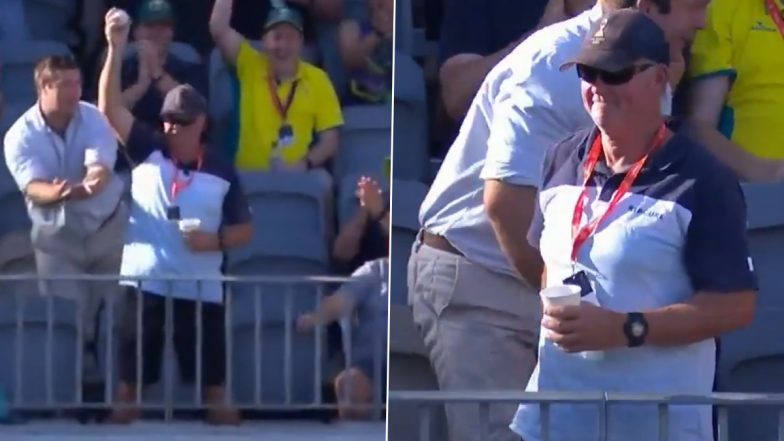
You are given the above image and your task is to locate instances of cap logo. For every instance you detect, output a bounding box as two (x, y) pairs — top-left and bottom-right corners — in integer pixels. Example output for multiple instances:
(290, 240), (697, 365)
(592, 18), (608, 44)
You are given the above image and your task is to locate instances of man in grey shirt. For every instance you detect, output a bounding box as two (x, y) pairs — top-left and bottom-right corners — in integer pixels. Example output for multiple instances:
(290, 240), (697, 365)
(3, 55), (127, 390)
(297, 257), (388, 420)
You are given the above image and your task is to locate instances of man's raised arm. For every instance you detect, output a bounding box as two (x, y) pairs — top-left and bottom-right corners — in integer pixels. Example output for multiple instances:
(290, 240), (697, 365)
(210, 0), (245, 64)
(98, 8), (135, 145)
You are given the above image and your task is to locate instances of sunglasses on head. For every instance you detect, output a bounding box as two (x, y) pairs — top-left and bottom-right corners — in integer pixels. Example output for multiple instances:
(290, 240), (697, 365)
(576, 63), (654, 86)
(162, 114), (196, 126)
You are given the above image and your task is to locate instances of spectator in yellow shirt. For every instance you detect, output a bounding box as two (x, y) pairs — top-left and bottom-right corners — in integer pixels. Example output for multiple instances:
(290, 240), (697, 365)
(687, 0), (784, 180)
(209, 0), (343, 174)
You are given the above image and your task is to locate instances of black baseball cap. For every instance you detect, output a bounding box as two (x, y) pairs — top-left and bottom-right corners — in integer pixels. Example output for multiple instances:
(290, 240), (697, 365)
(160, 84), (207, 121)
(136, 0), (175, 25)
(264, 6), (304, 34)
(561, 9), (670, 73)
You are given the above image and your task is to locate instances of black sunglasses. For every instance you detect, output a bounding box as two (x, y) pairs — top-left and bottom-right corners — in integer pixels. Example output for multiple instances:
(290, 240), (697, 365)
(576, 63), (654, 86)
(162, 114), (197, 126)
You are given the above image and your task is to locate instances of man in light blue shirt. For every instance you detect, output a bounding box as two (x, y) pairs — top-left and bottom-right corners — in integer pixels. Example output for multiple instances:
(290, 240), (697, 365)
(3, 54), (126, 389)
(408, 1), (709, 440)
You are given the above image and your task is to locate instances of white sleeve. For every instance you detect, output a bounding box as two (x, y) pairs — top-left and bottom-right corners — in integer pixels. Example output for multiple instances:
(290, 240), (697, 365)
(480, 61), (587, 187)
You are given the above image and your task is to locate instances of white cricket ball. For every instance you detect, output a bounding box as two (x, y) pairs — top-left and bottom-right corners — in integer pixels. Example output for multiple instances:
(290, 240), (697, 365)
(114, 9), (130, 26)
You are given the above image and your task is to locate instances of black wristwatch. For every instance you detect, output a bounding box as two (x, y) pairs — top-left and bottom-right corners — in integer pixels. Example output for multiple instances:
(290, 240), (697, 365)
(623, 312), (648, 347)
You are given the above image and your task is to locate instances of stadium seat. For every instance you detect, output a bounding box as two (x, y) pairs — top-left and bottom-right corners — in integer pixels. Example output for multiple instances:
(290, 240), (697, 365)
(230, 324), (328, 406)
(389, 179), (428, 305)
(23, 0), (78, 43)
(316, 23), (348, 100)
(334, 105), (392, 181)
(387, 304), (447, 441)
(0, 188), (31, 240)
(0, 0), (27, 40)
(395, 0), (414, 55)
(716, 182), (784, 441)
(206, 47), (236, 156)
(393, 51), (428, 181)
(0, 41), (72, 123)
(227, 227), (330, 406)
(0, 234), (79, 406)
(227, 224), (329, 327)
(236, 171), (331, 240)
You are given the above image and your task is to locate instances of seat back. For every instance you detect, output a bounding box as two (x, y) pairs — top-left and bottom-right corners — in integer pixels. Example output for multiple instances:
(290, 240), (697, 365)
(389, 179), (428, 304)
(238, 171), (329, 239)
(335, 105), (392, 181)
(715, 183), (784, 441)
(393, 52), (427, 181)
(0, 41), (71, 108)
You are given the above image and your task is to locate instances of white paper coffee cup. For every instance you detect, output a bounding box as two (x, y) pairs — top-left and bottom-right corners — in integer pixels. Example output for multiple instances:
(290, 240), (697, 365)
(540, 284), (581, 307)
(178, 219), (201, 232)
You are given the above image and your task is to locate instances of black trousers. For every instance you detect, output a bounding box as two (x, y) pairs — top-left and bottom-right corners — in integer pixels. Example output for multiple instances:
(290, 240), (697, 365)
(118, 288), (226, 387)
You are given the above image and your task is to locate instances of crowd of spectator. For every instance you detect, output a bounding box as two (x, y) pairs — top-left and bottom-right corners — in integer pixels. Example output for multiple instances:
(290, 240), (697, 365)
(398, 0), (784, 440)
(0, 0), (390, 426)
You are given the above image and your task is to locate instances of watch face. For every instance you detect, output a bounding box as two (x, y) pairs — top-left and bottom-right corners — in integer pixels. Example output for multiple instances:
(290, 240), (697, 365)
(631, 321), (645, 337)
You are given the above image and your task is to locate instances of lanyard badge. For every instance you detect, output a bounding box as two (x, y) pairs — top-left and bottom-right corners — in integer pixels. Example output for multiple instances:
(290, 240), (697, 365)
(167, 153), (204, 221)
(269, 77), (299, 151)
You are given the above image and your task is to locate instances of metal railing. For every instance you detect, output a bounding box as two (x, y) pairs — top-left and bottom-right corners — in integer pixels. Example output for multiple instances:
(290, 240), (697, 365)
(388, 390), (784, 441)
(0, 274), (387, 419)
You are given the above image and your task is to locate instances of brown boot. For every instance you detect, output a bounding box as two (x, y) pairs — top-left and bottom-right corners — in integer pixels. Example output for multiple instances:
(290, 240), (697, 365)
(204, 386), (241, 425)
(107, 382), (140, 424)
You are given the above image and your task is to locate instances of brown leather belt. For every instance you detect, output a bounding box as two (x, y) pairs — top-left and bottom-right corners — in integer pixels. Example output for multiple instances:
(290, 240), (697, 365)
(422, 231), (464, 256)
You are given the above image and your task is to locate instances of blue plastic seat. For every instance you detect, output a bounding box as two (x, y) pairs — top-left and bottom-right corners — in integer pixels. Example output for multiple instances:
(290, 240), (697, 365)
(23, 0), (77, 42)
(714, 182), (784, 441)
(0, 247), (79, 406)
(334, 105), (392, 181)
(393, 52), (428, 181)
(389, 179), (428, 305)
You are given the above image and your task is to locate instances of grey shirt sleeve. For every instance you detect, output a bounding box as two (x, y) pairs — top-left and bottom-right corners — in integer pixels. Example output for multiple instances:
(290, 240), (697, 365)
(340, 259), (383, 308)
(4, 129), (49, 191)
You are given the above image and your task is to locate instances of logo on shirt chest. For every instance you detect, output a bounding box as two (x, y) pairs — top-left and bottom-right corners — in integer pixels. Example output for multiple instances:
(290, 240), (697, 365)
(627, 204), (665, 221)
(751, 20), (777, 32)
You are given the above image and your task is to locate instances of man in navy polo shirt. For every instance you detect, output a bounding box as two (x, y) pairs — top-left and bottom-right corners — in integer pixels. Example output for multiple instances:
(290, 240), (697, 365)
(512, 10), (757, 441)
(98, 8), (253, 425)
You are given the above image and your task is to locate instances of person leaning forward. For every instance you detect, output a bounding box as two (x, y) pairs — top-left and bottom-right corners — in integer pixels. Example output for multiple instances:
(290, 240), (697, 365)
(3, 54), (127, 400)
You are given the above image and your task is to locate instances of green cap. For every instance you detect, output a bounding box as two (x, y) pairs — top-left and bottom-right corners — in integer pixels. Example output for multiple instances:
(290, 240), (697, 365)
(136, 0), (175, 25)
(264, 6), (304, 33)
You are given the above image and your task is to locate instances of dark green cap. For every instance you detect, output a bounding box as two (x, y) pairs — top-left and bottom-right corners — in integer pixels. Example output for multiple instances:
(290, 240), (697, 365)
(264, 6), (304, 34)
(136, 0), (175, 25)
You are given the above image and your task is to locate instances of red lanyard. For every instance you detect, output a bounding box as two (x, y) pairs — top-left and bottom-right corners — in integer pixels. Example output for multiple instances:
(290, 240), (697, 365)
(570, 124), (667, 262)
(267, 76), (299, 121)
(765, 0), (784, 39)
(170, 153), (203, 200)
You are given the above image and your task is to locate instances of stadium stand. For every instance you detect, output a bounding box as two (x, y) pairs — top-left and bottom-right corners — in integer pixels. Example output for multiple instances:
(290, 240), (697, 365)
(386, 2), (784, 441)
(0, 0), (387, 438)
